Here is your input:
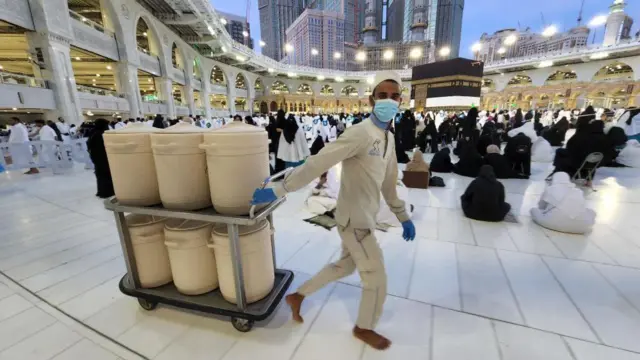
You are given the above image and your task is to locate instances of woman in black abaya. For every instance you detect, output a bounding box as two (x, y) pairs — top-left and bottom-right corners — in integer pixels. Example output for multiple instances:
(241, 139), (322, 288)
(454, 140), (484, 177)
(461, 165), (511, 222)
(87, 118), (114, 198)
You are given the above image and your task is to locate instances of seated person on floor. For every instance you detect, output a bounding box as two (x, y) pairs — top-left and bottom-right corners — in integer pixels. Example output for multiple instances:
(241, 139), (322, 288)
(305, 166), (413, 228)
(617, 107), (640, 142)
(616, 139), (640, 168)
(403, 150), (430, 188)
(460, 165), (511, 222)
(484, 145), (529, 179)
(552, 120), (615, 178)
(531, 172), (595, 234)
(430, 147), (454, 173)
(531, 137), (554, 163)
(505, 132), (532, 176)
(542, 116), (570, 146)
(454, 139), (485, 178)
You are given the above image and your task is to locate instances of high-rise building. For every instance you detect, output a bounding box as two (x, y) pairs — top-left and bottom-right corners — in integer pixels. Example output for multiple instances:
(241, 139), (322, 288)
(258, 0), (306, 61)
(386, 0), (405, 42)
(475, 27), (590, 64)
(217, 11), (253, 49)
(283, 9), (347, 70)
(603, 0), (634, 46)
(306, 0), (357, 44)
(434, 0), (464, 59)
(352, 41), (433, 71)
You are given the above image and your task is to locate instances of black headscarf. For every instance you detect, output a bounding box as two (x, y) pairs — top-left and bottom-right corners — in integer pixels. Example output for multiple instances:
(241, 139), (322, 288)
(47, 121), (63, 142)
(283, 114), (299, 144)
(152, 115), (165, 129)
(460, 164), (510, 222)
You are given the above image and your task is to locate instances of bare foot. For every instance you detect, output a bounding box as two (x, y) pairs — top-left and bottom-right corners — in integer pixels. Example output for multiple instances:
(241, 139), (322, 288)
(286, 293), (305, 323)
(353, 326), (391, 350)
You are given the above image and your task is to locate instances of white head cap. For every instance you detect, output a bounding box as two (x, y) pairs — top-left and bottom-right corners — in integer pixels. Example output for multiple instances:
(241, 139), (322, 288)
(372, 71), (402, 95)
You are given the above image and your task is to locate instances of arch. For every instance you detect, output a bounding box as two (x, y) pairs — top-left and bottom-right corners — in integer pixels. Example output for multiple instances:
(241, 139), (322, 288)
(297, 83), (313, 95)
(544, 69), (577, 85)
(507, 74), (532, 87)
(592, 61), (635, 82)
(364, 87), (372, 96)
(271, 80), (290, 94)
(401, 86), (409, 96)
(135, 17), (161, 56)
(320, 84), (334, 96)
(211, 65), (226, 86)
(235, 73), (248, 90)
(481, 78), (495, 90)
(260, 101), (268, 113)
(254, 78), (264, 91)
(269, 101), (278, 112)
(171, 43), (185, 69)
(341, 85), (358, 97)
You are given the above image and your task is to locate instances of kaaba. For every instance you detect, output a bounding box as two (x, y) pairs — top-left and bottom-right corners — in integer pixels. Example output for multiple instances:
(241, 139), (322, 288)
(410, 58), (484, 112)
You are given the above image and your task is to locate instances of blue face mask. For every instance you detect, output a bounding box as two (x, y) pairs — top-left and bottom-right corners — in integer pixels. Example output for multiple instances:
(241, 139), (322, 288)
(373, 99), (399, 123)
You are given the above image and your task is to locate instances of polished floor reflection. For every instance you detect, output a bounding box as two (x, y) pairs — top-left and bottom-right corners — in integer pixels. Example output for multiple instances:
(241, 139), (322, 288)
(1, 157), (640, 360)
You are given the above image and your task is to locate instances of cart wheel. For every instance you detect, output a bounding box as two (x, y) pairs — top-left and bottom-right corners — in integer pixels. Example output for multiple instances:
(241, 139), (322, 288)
(138, 298), (157, 311)
(231, 317), (254, 332)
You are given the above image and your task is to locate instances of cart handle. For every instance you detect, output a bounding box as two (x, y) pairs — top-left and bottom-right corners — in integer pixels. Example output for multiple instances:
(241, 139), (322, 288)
(249, 168), (291, 219)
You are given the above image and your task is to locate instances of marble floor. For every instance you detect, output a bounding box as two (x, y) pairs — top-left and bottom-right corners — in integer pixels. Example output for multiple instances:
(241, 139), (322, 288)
(1, 156), (640, 360)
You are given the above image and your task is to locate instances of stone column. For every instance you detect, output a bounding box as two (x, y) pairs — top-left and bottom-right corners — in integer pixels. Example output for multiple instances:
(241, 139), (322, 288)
(156, 77), (176, 119)
(114, 63), (142, 118)
(202, 79), (213, 120)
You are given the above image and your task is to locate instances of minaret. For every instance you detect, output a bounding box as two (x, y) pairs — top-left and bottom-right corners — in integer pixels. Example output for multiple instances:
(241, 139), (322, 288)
(410, 0), (427, 41)
(362, 0), (378, 45)
(603, 0), (630, 46)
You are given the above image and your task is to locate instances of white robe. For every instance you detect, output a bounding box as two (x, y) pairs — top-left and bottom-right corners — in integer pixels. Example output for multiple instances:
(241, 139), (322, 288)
(9, 123), (29, 143)
(616, 140), (640, 168)
(531, 173), (595, 234)
(277, 126), (310, 163)
(531, 137), (554, 163)
(56, 122), (70, 142)
(114, 122), (126, 129)
(38, 125), (57, 141)
(508, 121), (538, 142)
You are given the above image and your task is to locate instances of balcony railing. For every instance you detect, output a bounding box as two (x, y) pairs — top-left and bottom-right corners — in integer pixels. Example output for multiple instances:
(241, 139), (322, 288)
(76, 84), (125, 97)
(69, 10), (114, 38)
(0, 72), (47, 88)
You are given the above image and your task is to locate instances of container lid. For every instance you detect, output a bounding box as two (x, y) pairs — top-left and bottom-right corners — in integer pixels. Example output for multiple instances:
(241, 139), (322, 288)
(212, 122), (265, 134)
(212, 220), (268, 237)
(106, 123), (163, 134)
(165, 219), (212, 231)
(161, 122), (211, 134)
(126, 214), (166, 227)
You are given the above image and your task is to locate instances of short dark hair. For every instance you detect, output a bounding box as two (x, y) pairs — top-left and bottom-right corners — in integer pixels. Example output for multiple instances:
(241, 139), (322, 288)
(372, 79), (399, 97)
(10, 117), (20, 122)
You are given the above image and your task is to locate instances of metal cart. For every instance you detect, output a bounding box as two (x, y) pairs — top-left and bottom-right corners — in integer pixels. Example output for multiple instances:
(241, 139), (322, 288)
(103, 175), (294, 332)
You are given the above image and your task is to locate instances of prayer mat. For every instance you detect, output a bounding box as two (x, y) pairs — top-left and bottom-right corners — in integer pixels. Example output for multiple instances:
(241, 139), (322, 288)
(304, 214), (337, 230)
(503, 213), (519, 223)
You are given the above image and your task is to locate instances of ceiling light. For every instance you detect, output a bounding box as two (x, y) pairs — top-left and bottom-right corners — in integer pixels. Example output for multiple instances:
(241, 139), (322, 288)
(589, 15), (608, 27)
(75, 57), (81, 61)
(538, 60), (554, 68)
(242, 31), (249, 37)
(96, 74), (101, 77)
(207, 26), (214, 34)
(617, 64), (622, 69)
(335, 76), (344, 82)
(106, 65), (112, 70)
(409, 47), (422, 59)
(439, 46), (451, 57)
(504, 34), (517, 45)
(142, 32), (147, 37)
(267, 68), (274, 73)
(590, 51), (609, 60)
(334, 52), (341, 59)
(285, 43), (294, 53)
(259, 40), (266, 47)
(235, 55), (246, 61)
(542, 25), (558, 37)
(383, 49), (393, 60)
(288, 72), (297, 77)
(471, 42), (482, 52)
(497, 47), (507, 54)
(148, 79), (152, 83)
(311, 48), (319, 56)
(92, 79), (96, 82)
(82, 18), (87, 22)
(221, 46), (227, 52)
(12, 108), (17, 111)
(0, 65), (3, 70)
(355, 51), (366, 61)
(366, 77), (374, 84)
(220, 18), (227, 25)
(317, 75), (325, 80)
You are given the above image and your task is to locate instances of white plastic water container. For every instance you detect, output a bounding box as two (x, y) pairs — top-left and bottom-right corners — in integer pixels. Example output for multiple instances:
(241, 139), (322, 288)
(200, 122), (270, 215)
(127, 214), (172, 288)
(164, 219), (218, 295)
(104, 124), (162, 206)
(151, 123), (212, 210)
(209, 220), (274, 304)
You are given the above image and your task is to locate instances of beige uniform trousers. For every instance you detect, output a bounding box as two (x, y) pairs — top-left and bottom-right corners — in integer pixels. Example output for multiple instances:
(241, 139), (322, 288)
(297, 226), (387, 330)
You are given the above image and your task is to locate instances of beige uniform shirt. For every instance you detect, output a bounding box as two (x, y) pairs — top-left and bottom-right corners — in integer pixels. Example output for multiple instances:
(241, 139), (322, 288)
(273, 119), (409, 229)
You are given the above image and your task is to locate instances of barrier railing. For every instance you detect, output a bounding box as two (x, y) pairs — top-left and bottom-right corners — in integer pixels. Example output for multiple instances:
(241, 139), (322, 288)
(0, 72), (47, 88)
(69, 10), (115, 38)
(76, 84), (125, 97)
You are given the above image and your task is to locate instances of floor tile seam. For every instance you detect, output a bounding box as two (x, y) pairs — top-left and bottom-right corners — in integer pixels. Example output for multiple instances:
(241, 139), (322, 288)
(0, 219), (106, 252)
(0, 268), (149, 360)
(590, 263), (640, 315)
(490, 319), (506, 360)
(0, 234), (120, 272)
(494, 249), (527, 325)
(29, 193), (106, 223)
(13, 243), (122, 283)
(0, 319), (59, 354)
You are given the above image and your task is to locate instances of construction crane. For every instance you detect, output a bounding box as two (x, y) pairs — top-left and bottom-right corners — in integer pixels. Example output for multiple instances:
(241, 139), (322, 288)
(246, 0), (251, 24)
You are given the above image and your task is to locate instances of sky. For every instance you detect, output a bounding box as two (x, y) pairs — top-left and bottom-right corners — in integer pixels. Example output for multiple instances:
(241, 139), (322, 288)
(210, 0), (640, 58)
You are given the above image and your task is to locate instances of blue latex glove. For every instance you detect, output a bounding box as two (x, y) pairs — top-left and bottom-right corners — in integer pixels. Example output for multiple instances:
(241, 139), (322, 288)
(251, 188), (277, 205)
(401, 220), (416, 241)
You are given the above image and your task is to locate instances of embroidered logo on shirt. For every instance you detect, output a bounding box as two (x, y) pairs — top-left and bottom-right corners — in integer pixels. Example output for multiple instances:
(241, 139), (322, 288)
(369, 140), (382, 156)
